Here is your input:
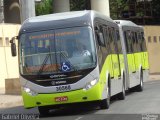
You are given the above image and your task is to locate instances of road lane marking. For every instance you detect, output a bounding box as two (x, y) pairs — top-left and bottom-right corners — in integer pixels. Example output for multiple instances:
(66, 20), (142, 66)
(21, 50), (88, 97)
(75, 116), (83, 120)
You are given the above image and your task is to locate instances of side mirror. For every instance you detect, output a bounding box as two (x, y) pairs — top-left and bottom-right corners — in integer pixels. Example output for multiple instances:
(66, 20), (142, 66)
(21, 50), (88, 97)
(11, 43), (17, 56)
(10, 37), (17, 57)
(97, 32), (105, 47)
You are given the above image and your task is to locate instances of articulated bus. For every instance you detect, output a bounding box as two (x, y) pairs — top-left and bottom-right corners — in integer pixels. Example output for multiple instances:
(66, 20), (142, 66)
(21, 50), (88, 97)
(115, 20), (149, 91)
(10, 11), (147, 115)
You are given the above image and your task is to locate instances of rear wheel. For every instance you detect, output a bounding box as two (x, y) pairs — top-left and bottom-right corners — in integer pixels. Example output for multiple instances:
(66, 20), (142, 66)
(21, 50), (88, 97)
(136, 70), (143, 92)
(100, 80), (111, 109)
(38, 106), (50, 116)
(117, 76), (125, 100)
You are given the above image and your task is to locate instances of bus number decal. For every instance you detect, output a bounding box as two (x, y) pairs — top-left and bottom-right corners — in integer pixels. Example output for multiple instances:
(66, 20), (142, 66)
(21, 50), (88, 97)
(56, 85), (71, 92)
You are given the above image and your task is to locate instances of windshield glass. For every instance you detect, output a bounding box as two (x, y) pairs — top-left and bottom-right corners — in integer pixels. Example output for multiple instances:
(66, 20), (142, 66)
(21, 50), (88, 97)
(19, 27), (96, 75)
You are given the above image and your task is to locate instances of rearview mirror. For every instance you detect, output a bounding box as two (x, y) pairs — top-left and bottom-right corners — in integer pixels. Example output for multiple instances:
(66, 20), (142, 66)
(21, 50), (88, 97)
(10, 37), (17, 57)
(11, 43), (17, 56)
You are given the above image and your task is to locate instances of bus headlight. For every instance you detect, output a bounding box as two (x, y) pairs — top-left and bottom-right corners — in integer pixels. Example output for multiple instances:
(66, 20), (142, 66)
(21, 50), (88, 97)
(83, 78), (98, 91)
(23, 87), (38, 96)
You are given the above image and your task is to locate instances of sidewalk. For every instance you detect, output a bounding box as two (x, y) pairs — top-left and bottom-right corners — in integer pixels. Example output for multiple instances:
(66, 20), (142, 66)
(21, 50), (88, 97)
(149, 74), (160, 81)
(0, 88), (23, 109)
(0, 75), (160, 109)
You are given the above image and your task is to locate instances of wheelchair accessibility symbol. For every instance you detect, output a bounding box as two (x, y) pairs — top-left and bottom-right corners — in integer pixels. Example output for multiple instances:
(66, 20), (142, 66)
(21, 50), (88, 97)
(61, 62), (71, 72)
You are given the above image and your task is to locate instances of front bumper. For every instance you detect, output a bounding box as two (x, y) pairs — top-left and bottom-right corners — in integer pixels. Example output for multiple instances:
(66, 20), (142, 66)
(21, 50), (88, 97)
(22, 83), (102, 108)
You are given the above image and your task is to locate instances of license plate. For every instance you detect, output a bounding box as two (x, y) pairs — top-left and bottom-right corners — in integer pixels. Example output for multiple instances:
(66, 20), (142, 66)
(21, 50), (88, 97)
(55, 96), (68, 102)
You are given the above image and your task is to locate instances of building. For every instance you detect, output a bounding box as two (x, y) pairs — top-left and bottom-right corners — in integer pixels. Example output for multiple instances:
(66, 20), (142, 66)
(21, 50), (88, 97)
(0, 0), (4, 23)
(144, 26), (160, 74)
(0, 24), (20, 88)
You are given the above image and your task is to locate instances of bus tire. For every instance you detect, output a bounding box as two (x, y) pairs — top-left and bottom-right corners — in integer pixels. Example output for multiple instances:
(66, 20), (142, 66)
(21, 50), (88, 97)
(117, 74), (125, 100)
(136, 70), (143, 92)
(100, 79), (111, 109)
(38, 106), (50, 116)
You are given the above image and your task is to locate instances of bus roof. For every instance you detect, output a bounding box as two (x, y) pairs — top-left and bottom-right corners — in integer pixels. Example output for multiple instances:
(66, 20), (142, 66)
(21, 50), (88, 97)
(19, 10), (114, 34)
(114, 20), (143, 30)
(114, 20), (139, 27)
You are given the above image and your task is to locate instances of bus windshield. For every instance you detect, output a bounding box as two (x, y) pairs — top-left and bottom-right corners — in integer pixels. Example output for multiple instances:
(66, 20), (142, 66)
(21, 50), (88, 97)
(19, 26), (96, 75)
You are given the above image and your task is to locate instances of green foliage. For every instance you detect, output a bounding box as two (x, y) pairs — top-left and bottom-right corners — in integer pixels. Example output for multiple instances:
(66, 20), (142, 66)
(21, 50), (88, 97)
(152, 0), (160, 17)
(70, 0), (87, 11)
(35, 0), (53, 16)
(109, 0), (118, 19)
(35, 0), (89, 16)
(110, 0), (129, 19)
(136, 12), (144, 17)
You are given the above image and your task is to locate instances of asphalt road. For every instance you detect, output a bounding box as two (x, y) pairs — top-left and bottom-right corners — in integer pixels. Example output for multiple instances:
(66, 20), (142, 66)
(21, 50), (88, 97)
(0, 80), (160, 120)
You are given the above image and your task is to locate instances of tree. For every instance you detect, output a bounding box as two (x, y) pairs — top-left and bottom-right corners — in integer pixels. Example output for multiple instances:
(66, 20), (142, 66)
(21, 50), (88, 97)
(151, 0), (160, 24)
(152, 0), (160, 17)
(109, 0), (129, 19)
(35, 0), (89, 16)
(109, 0), (118, 19)
(70, 0), (90, 11)
(35, 0), (53, 16)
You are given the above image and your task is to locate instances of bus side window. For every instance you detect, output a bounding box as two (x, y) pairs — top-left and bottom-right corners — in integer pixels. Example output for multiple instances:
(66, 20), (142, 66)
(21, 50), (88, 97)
(103, 26), (110, 49)
(104, 27), (111, 51)
(94, 23), (104, 69)
(99, 25), (106, 47)
(131, 31), (137, 53)
(108, 27), (116, 54)
(138, 32), (143, 52)
(141, 32), (147, 51)
(116, 30), (122, 54)
(135, 32), (140, 52)
(126, 31), (133, 53)
(102, 26), (108, 47)
(102, 26), (111, 56)
(113, 29), (119, 54)
(95, 24), (105, 47)
(124, 31), (130, 53)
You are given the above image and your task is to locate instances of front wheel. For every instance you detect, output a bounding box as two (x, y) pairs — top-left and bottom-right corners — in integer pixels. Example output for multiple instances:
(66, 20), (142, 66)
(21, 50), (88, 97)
(38, 106), (50, 116)
(100, 82), (111, 109)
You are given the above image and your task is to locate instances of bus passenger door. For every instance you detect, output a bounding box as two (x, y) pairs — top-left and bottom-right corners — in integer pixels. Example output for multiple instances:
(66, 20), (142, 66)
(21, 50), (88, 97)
(124, 31), (136, 74)
(140, 32), (149, 70)
(108, 27), (121, 79)
(116, 30), (124, 77)
(132, 32), (140, 73)
(95, 24), (114, 82)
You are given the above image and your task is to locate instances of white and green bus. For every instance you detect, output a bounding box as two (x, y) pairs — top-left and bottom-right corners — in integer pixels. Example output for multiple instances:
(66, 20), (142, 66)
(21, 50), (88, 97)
(10, 11), (148, 115)
(115, 20), (149, 91)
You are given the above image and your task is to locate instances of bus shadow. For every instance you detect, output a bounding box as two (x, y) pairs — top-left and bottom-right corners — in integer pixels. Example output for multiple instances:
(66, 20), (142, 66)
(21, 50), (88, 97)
(42, 91), (139, 118)
(41, 94), (129, 118)
(40, 104), (99, 118)
(109, 89), (141, 105)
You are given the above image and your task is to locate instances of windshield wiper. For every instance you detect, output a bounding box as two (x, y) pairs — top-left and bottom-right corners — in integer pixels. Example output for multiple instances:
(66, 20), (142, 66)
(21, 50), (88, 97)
(37, 54), (50, 75)
(37, 51), (77, 75)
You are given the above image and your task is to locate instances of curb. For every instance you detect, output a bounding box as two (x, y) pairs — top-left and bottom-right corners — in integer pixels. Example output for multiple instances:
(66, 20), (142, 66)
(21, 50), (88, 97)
(149, 75), (160, 81)
(0, 96), (23, 109)
(0, 100), (23, 109)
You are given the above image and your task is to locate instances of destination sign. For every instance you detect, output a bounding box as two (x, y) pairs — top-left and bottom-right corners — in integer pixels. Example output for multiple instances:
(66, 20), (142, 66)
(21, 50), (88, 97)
(29, 33), (54, 40)
(55, 31), (80, 36)
(29, 31), (80, 40)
